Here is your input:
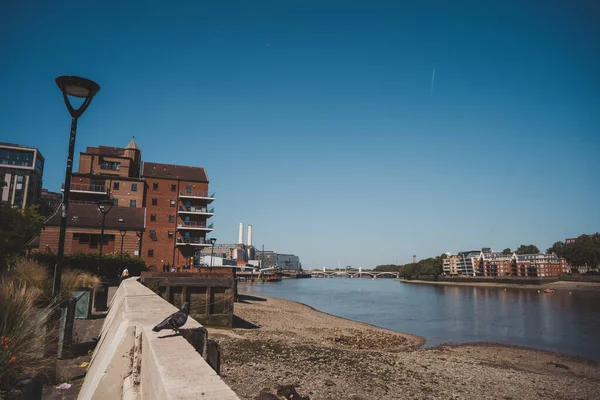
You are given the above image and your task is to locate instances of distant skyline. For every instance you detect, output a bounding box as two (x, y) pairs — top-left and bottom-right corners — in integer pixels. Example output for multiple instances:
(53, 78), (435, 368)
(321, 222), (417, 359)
(1, 0), (598, 268)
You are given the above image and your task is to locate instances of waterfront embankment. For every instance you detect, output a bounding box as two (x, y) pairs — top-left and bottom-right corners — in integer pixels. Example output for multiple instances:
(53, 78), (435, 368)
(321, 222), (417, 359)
(208, 294), (600, 400)
(404, 279), (600, 291)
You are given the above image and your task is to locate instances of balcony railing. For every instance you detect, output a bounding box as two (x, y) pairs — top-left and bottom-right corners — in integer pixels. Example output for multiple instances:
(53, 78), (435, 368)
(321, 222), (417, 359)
(179, 190), (215, 199)
(176, 237), (211, 246)
(178, 206), (214, 214)
(177, 221), (214, 230)
(61, 183), (109, 194)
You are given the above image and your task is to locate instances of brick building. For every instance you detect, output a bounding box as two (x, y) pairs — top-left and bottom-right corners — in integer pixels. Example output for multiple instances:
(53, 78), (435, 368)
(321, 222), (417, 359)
(142, 162), (214, 269)
(35, 203), (145, 256)
(33, 138), (215, 273)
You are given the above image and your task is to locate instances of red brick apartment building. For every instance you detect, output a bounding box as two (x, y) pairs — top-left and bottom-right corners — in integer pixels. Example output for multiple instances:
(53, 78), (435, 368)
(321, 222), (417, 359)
(32, 139), (214, 272)
(141, 162), (214, 268)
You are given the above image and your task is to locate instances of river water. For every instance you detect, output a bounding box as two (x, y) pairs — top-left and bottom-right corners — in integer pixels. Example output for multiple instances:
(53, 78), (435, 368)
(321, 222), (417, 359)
(238, 278), (600, 361)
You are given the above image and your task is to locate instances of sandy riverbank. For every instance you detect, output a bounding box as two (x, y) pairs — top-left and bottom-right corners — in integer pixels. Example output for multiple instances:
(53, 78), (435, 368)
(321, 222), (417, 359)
(208, 294), (600, 400)
(404, 279), (600, 292)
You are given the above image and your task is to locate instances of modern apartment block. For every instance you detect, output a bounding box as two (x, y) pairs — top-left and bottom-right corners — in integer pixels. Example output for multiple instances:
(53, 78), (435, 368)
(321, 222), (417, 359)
(0, 142), (44, 208)
(447, 249), (568, 277)
(141, 162), (214, 268)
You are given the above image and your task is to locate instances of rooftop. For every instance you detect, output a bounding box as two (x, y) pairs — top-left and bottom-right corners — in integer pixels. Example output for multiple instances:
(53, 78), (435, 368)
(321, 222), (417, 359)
(142, 162), (208, 183)
(44, 202), (145, 230)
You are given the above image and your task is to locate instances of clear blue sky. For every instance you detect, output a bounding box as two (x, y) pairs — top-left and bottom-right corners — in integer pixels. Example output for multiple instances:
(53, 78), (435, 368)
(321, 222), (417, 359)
(1, 0), (599, 268)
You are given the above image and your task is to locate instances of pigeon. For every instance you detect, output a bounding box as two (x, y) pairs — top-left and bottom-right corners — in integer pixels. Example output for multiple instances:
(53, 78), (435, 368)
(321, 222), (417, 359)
(152, 302), (190, 333)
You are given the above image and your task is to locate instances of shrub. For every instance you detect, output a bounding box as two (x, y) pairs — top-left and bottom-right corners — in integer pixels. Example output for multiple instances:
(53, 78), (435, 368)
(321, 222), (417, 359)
(0, 280), (56, 393)
(30, 251), (147, 278)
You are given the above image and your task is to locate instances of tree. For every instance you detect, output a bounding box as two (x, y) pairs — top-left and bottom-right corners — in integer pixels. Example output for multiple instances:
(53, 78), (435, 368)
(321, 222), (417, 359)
(547, 241), (565, 256)
(502, 248), (512, 255)
(0, 204), (44, 268)
(515, 244), (540, 255)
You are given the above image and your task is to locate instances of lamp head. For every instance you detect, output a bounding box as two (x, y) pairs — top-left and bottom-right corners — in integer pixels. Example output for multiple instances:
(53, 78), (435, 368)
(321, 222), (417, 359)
(209, 237), (217, 245)
(56, 76), (100, 98)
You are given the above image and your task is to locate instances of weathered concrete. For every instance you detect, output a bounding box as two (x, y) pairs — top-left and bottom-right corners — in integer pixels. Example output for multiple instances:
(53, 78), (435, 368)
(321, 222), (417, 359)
(78, 278), (239, 400)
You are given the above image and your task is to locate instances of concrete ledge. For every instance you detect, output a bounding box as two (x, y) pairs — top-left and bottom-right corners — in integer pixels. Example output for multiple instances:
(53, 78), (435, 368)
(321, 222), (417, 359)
(78, 278), (239, 400)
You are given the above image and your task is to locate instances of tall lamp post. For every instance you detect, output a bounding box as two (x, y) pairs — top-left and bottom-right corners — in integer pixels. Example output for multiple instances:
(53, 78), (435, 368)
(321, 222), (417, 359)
(119, 229), (127, 278)
(208, 238), (217, 270)
(53, 76), (100, 299)
(97, 201), (114, 275)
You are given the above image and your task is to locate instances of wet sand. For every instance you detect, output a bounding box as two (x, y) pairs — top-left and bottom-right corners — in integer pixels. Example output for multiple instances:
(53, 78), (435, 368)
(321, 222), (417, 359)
(208, 294), (600, 400)
(405, 279), (600, 291)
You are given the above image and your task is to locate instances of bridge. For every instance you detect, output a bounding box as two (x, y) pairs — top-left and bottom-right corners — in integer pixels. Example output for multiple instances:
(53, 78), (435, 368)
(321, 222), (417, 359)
(309, 267), (400, 279)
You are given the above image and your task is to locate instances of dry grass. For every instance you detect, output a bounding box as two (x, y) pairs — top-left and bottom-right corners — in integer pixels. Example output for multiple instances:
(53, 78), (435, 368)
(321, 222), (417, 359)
(6, 258), (101, 302)
(0, 280), (57, 391)
(0, 258), (102, 392)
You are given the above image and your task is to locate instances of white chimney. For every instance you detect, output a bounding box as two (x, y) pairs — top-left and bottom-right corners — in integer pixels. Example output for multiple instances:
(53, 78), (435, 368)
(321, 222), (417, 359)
(238, 222), (244, 245)
(248, 224), (253, 247)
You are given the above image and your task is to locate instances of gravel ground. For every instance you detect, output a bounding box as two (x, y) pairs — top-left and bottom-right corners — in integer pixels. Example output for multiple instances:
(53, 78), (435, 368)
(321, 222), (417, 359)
(209, 294), (600, 400)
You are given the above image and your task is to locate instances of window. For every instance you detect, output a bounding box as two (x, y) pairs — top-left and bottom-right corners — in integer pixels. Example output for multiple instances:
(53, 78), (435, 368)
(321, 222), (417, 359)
(171, 184), (176, 192)
(150, 214), (156, 222)
(149, 230), (157, 240)
(89, 235), (98, 248)
(148, 249), (154, 257)
(186, 185), (192, 193)
(170, 200), (176, 207)
(168, 231), (174, 239)
(113, 182), (119, 190)
(151, 198), (157, 206)
(79, 233), (89, 244)
(130, 200), (136, 207)
(73, 233), (80, 240)
(101, 161), (120, 171)
(131, 183), (138, 191)
(112, 198), (118, 206)
(153, 182), (158, 190)
(168, 215), (175, 223)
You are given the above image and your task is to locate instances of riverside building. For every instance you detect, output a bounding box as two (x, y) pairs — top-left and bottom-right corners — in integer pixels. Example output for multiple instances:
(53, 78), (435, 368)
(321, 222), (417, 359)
(31, 138), (215, 273)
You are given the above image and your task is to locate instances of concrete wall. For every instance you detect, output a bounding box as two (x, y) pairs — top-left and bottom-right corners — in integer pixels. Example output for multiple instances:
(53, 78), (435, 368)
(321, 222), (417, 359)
(78, 278), (239, 400)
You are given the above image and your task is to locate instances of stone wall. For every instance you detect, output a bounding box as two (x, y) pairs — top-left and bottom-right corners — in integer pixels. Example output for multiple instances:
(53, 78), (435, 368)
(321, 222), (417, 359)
(78, 278), (239, 400)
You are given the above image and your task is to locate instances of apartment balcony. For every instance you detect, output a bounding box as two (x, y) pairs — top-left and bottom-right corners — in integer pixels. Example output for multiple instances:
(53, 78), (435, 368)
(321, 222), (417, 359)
(178, 190), (215, 202)
(176, 221), (214, 231)
(61, 183), (110, 196)
(178, 205), (214, 215)
(175, 237), (212, 247)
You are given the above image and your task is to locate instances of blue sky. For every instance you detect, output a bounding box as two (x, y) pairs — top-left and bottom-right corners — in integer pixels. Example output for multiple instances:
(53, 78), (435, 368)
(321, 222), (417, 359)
(1, 0), (598, 268)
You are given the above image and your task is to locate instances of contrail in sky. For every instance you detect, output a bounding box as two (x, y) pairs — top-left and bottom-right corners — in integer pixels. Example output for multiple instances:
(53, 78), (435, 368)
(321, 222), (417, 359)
(430, 67), (436, 93)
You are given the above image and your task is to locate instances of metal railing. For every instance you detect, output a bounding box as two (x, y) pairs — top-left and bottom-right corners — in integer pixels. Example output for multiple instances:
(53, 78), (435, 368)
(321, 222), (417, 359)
(177, 221), (214, 229)
(179, 190), (215, 198)
(62, 183), (108, 193)
(176, 237), (208, 245)
(178, 206), (214, 213)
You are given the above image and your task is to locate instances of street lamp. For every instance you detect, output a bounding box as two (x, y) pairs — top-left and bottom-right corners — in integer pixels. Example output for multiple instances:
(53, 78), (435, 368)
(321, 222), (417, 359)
(53, 76), (100, 299)
(208, 238), (217, 270)
(119, 229), (127, 278)
(97, 201), (114, 275)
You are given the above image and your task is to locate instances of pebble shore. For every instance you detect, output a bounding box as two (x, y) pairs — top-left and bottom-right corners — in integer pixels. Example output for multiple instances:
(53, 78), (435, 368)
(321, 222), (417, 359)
(208, 294), (600, 400)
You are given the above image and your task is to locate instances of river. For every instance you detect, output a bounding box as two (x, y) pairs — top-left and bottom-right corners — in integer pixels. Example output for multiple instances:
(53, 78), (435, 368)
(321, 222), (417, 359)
(238, 278), (600, 361)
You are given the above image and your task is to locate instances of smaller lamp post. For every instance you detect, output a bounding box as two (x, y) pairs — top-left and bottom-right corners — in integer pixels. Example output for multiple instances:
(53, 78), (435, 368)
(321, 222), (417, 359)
(97, 201), (114, 275)
(119, 229), (127, 278)
(208, 238), (217, 270)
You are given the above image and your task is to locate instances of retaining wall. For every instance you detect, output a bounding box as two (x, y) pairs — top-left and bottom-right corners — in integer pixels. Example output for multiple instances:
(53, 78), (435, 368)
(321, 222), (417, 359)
(78, 278), (239, 400)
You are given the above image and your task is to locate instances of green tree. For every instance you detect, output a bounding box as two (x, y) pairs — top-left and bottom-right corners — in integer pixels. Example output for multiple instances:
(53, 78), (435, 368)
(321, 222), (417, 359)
(502, 248), (512, 255)
(0, 204), (44, 268)
(515, 244), (540, 255)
